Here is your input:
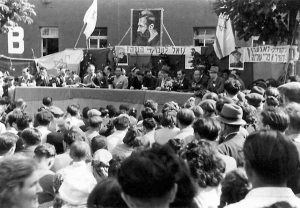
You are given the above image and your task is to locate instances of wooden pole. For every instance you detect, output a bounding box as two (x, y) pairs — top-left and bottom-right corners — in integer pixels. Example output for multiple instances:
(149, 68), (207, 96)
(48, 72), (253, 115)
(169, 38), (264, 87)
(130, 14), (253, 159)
(74, 23), (87, 49)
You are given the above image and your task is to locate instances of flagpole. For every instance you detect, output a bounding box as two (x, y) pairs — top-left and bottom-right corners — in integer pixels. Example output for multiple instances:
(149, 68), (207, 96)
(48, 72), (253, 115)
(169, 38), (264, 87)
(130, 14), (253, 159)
(74, 23), (87, 49)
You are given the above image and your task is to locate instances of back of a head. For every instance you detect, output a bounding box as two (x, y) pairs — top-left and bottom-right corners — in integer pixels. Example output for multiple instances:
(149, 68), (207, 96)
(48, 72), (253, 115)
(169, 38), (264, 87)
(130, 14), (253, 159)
(144, 99), (158, 112)
(243, 130), (299, 184)
(16, 114), (32, 131)
(21, 128), (41, 146)
(0, 155), (36, 207)
(70, 141), (91, 161)
(161, 110), (177, 128)
(177, 108), (195, 126)
(88, 116), (102, 128)
(66, 104), (80, 117)
(142, 118), (156, 131)
(34, 143), (56, 159)
(0, 133), (18, 156)
(193, 117), (221, 141)
(82, 106), (90, 120)
(113, 116), (129, 131)
(285, 102), (300, 132)
(87, 178), (127, 208)
(119, 104), (130, 113)
(117, 147), (176, 201)
(123, 126), (140, 147)
(261, 108), (289, 132)
(224, 79), (241, 96)
(216, 96), (233, 114)
(6, 109), (24, 127)
(180, 140), (225, 188)
(63, 126), (86, 146)
(141, 107), (154, 119)
(35, 110), (53, 126)
(91, 136), (107, 155)
(265, 87), (280, 107)
(106, 105), (117, 118)
(42, 97), (53, 107)
(220, 168), (249, 207)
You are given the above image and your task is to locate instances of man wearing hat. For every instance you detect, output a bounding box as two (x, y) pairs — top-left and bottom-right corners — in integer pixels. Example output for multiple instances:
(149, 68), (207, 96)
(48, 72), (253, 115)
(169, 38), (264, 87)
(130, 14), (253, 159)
(278, 82), (300, 104)
(246, 93), (264, 112)
(207, 66), (224, 93)
(217, 103), (246, 167)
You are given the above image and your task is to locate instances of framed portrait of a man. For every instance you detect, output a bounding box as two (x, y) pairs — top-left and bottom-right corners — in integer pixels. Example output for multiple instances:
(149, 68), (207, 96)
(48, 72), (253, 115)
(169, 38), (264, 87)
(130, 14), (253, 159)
(229, 48), (244, 70)
(115, 46), (128, 66)
(131, 8), (163, 46)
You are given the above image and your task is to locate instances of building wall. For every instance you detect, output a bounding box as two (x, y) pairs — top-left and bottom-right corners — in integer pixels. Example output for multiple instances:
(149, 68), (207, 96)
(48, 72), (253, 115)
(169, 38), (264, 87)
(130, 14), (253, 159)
(0, 0), (218, 58)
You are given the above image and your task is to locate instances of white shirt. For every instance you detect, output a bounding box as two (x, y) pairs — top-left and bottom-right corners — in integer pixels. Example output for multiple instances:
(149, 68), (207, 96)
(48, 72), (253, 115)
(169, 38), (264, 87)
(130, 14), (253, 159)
(65, 116), (84, 128)
(194, 186), (221, 208)
(141, 130), (155, 147)
(106, 130), (127, 152)
(174, 125), (194, 144)
(225, 187), (300, 208)
(36, 125), (51, 144)
(155, 127), (180, 145)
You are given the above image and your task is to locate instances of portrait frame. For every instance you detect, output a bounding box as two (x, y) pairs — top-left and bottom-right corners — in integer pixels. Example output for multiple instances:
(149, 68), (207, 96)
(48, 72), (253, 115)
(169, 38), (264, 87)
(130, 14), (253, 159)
(115, 46), (128, 66)
(130, 8), (163, 46)
(229, 48), (244, 70)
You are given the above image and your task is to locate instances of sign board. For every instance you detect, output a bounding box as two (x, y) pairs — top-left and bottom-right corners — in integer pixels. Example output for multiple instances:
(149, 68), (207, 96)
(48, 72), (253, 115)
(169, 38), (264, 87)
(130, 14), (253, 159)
(229, 48), (244, 70)
(8, 27), (24, 54)
(243, 45), (290, 63)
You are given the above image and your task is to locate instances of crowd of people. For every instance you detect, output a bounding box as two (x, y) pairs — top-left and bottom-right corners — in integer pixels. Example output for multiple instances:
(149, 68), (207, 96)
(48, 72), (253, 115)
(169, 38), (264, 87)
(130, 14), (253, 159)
(0, 66), (300, 208)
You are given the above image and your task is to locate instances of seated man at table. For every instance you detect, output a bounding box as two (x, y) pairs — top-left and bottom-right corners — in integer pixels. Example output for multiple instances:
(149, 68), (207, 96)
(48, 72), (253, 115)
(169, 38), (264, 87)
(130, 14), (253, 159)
(113, 67), (128, 89)
(36, 67), (50, 87)
(142, 69), (156, 90)
(66, 70), (81, 86)
(82, 64), (97, 88)
(19, 67), (36, 86)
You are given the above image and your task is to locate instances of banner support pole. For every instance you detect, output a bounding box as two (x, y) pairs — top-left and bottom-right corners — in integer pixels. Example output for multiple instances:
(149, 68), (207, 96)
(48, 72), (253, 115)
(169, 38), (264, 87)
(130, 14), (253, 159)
(118, 26), (132, 45)
(74, 23), (87, 49)
(163, 24), (175, 46)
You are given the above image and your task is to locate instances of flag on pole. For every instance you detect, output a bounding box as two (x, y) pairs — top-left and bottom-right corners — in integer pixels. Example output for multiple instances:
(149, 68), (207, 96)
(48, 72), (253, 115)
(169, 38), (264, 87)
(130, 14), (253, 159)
(83, 0), (98, 39)
(213, 13), (236, 59)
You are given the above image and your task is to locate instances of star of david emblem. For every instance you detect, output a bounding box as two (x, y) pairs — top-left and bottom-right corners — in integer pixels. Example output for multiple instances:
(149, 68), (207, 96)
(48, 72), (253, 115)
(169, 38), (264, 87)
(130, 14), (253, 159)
(54, 58), (67, 69)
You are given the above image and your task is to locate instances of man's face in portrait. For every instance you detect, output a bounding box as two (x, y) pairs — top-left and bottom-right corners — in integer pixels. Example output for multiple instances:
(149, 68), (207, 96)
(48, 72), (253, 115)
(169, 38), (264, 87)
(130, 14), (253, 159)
(233, 52), (241, 62)
(136, 16), (151, 45)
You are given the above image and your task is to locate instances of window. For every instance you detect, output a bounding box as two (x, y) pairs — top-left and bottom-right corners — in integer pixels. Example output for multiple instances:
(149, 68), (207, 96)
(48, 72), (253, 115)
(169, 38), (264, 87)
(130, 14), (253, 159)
(41, 27), (59, 56)
(88, 27), (108, 48)
(193, 27), (215, 46)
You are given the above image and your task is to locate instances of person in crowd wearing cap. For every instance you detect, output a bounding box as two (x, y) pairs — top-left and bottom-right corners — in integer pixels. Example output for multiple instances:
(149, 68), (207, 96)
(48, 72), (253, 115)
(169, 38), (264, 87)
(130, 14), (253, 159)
(19, 67), (36, 87)
(0, 132), (18, 159)
(217, 103), (246, 167)
(223, 79), (241, 104)
(35, 110), (53, 144)
(190, 67), (210, 92)
(174, 108), (195, 145)
(85, 113), (103, 146)
(207, 66), (225, 93)
(58, 141), (97, 207)
(117, 146), (178, 208)
(34, 143), (56, 206)
(230, 51), (243, 68)
(0, 155), (42, 208)
(52, 126), (87, 172)
(172, 69), (190, 92)
(18, 128), (41, 158)
(106, 115), (130, 152)
(278, 82), (300, 104)
(181, 140), (225, 208)
(251, 86), (265, 96)
(87, 178), (128, 208)
(113, 67), (128, 89)
(193, 117), (237, 173)
(35, 67), (50, 87)
(142, 69), (157, 90)
(245, 93), (264, 112)
(225, 130), (300, 208)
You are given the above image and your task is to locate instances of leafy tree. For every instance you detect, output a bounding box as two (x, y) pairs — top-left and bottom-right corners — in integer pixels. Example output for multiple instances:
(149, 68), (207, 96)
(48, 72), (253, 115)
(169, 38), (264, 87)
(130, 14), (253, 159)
(0, 0), (36, 34)
(214, 0), (300, 45)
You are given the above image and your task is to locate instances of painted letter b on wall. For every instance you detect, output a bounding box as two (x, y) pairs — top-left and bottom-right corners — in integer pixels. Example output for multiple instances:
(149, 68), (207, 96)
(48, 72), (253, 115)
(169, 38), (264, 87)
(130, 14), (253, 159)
(8, 27), (24, 54)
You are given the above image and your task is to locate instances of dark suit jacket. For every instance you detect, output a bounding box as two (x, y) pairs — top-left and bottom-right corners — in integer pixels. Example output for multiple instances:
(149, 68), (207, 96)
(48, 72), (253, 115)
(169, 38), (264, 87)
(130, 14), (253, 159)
(207, 77), (225, 93)
(142, 76), (156, 90)
(172, 78), (190, 92)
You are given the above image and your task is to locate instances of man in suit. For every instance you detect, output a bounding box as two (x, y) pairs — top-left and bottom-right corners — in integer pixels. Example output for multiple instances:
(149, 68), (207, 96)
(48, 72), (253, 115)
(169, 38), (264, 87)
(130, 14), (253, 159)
(190, 67), (209, 92)
(230, 50), (243, 68)
(36, 68), (50, 87)
(172, 69), (190, 92)
(207, 66), (224, 93)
